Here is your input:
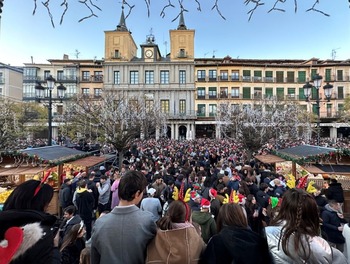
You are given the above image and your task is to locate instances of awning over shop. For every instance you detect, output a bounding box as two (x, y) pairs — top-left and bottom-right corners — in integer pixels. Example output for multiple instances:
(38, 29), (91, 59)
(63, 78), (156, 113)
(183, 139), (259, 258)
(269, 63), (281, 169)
(304, 164), (350, 176)
(20, 146), (89, 165)
(69, 155), (109, 168)
(0, 166), (45, 176)
(254, 154), (286, 164)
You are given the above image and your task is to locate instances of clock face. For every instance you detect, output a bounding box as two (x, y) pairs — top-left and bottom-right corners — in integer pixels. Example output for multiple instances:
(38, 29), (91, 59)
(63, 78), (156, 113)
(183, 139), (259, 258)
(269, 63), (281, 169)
(145, 49), (153, 58)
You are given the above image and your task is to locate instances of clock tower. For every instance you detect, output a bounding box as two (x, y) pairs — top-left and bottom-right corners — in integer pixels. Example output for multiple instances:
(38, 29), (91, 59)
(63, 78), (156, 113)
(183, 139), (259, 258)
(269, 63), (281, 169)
(140, 32), (161, 62)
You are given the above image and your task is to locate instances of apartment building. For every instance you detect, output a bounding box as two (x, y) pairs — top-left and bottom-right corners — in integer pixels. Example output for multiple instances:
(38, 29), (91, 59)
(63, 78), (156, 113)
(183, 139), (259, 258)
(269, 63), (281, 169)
(0, 63), (23, 102)
(103, 9), (196, 140)
(22, 57), (104, 139)
(194, 57), (350, 139)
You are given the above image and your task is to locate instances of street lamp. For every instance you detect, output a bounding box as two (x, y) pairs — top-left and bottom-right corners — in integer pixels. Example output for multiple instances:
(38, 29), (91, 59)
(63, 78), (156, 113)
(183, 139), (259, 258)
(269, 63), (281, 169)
(35, 75), (66, 146)
(303, 74), (333, 145)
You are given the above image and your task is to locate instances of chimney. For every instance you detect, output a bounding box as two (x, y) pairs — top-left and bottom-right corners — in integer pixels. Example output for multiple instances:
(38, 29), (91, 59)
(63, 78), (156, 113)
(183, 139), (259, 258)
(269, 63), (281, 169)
(63, 54), (69, 60)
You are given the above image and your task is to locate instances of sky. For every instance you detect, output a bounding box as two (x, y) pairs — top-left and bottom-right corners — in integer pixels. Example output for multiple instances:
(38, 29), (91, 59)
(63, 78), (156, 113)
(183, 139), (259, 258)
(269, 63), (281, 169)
(0, 0), (349, 66)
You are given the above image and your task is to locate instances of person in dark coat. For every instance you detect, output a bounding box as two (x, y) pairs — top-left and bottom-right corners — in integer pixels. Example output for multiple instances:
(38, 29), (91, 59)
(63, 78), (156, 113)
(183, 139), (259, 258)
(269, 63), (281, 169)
(87, 172), (99, 210)
(59, 178), (73, 209)
(0, 179), (60, 264)
(60, 223), (86, 264)
(256, 183), (270, 208)
(75, 180), (94, 240)
(326, 179), (344, 204)
(321, 200), (348, 252)
(59, 205), (82, 244)
(200, 203), (271, 264)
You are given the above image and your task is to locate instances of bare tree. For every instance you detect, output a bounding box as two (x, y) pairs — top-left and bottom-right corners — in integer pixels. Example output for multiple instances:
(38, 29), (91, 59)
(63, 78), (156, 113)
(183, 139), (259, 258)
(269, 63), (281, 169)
(30, 0), (346, 27)
(216, 98), (311, 159)
(64, 91), (168, 168)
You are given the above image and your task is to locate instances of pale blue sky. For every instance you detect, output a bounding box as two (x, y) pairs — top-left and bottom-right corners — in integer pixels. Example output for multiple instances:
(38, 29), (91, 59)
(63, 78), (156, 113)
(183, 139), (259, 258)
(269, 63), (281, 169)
(0, 1), (349, 66)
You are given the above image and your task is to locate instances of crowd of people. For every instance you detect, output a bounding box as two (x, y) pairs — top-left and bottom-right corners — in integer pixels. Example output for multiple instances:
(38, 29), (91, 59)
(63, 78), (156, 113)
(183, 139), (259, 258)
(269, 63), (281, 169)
(1, 137), (350, 264)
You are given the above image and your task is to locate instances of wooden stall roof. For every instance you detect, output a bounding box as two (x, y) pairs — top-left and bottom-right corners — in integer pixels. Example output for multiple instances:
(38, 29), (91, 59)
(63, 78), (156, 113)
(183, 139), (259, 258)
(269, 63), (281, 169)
(276, 145), (337, 159)
(20, 146), (89, 164)
(69, 155), (110, 168)
(254, 154), (286, 164)
(304, 164), (350, 176)
(0, 166), (45, 176)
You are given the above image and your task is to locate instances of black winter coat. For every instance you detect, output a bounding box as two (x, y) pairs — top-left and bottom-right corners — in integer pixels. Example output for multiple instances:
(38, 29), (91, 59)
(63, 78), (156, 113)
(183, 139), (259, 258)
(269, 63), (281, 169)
(321, 205), (347, 244)
(0, 209), (59, 264)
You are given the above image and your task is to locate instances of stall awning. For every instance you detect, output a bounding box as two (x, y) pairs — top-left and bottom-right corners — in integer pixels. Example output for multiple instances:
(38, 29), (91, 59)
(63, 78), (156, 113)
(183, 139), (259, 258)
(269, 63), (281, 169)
(0, 166), (45, 176)
(69, 156), (109, 168)
(304, 164), (350, 175)
(254, 154), (286, 164)
(20, 146), (90, 165)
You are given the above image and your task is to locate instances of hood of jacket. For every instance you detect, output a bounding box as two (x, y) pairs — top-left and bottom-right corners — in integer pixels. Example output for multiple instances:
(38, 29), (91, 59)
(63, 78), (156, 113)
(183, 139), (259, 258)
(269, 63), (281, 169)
(192, 211), (214, 225)
(0, 209), (56, 239)
(76, 187), (88, 194)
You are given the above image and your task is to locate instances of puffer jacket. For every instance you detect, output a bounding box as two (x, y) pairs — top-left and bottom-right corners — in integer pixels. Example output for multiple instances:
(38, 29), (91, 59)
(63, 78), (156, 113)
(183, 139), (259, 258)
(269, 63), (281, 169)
(146, 224), (205, 264)
(265, 225), (348, 264)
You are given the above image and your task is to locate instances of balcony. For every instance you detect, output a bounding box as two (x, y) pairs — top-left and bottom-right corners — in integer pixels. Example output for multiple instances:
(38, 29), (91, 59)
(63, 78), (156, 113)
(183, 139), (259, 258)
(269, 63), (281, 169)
(253, 93), (263, 100)
(333, 75), (350, 82)
(208, 76), (217, 82)
(197, 77), (206, 82)
(242, 76), (252, 82)
(57, 75), (78, 83)
(23, 76), (42, 82)
(177, 51), (188, 58)
(253, 77), (262, 82)
(264, 77), (274, 83)
(92, 75), (103, 82)
(285, 78), (296, 83)
(219, 76), (229, 81)
(231, 76), (240, 81)
(168, 110), (196, 119)
(286, 94), (297, 100)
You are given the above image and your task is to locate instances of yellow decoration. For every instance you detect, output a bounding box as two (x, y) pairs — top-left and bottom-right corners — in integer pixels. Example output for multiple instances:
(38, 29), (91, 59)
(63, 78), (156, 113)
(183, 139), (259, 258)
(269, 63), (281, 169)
(172, 186), (179, 201)
(183, 189), (191, 203)
(306, 181), (317, 194)
(0, 190), (13, 204)
(286, 174), (296, 189)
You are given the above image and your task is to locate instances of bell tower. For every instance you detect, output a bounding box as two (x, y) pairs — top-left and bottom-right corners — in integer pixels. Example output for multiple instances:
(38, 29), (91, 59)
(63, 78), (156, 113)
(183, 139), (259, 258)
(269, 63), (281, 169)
(169, 11), (195, 61)
(104, 6), (137, 62)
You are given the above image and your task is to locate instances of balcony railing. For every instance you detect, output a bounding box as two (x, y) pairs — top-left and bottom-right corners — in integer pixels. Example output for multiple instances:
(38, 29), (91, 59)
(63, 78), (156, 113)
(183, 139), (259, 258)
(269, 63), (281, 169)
(167, 110), (197, 119)
(57, 75), (78, 83)
(0, 78), (4, 84)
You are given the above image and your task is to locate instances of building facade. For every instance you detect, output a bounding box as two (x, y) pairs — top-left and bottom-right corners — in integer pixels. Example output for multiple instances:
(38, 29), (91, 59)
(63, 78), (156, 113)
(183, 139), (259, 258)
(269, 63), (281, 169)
(194, 57), (350, 139)
(0, 63), (23, 102)
(103, 10), (196, 140)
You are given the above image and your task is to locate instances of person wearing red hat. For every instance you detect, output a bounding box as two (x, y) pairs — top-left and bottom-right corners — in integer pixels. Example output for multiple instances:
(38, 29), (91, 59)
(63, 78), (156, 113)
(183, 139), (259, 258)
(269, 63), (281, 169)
(192, 198), (217, 243)
(209, 188), (221, 221)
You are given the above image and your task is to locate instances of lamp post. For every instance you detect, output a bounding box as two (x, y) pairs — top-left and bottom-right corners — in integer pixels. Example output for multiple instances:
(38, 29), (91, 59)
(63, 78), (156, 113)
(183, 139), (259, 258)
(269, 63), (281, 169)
(303, 74), (333, 146)
(35, 75), (66, 146)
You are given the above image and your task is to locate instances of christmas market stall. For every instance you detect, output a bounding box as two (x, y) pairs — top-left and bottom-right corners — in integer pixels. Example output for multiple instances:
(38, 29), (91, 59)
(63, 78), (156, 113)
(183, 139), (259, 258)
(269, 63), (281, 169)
(0, 145), (90, 214)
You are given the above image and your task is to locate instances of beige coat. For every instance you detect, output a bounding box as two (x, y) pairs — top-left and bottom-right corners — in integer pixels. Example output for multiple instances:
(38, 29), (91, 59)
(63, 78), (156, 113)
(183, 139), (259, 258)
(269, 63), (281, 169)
(146, 225), (206, 264)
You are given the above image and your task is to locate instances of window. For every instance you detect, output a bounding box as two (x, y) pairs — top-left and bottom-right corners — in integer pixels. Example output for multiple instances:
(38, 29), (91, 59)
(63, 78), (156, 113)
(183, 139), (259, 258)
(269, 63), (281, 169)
(253, 87), (262, 99)
(65, 68), (77, 81)
(276, 71), (284, 83)
(327, 104), (332, 117)
(44, 70), (51, 80)
(298, 71), (306, 83)
(57, 105), (63, 115)
(265, 88), (273, 99)
(57, 70), (64, 81)
(24, 68), (38, 80)
(265, 71), (273, 82)
(82, 71), (90, 82)
(243, 104), (251, 111)
(114, 50), (120, 58)
(209, 87), (217, 99)
(160, 100), (170, 113)
(243, 87), (251, 99)
(82, 88), (90, 96)
(209, 70), (217, 81)
(299, 87), (305, 100)
(0, 87), (3, 95)
(93, 71), (103, 82)
(287, 71), (295, 83)
(65, 84), (77, 98)
(253, 70), (262, 81)
(114, 71), (120, 84)
(179, 49), (186, 57)
(209, 104), (217, 117)
(197, 87), (205, 99)
(325, 69), (331, 82)
(130, 71), (139, 84)
(337, 86), (344, 99)
(197, 104), (206, 117)
(287, 88), (296, 100)
(276, 87), (284, 100)
(311, 69), (317, 80)
(145, 70), (154, 84)
(179, 70), (186, 84)
(145, 100), (154, 112)
(220, 87), (228, 99)
(160, 70), (169, 84)
(338, 104), (344, 112)
(179, 100), (186, 114)
(231, 104), (240, 112)
(337, 70), (343, 81)
(243, 70), (251, 81)
(231, 70), (239, 81)
(220, 71), (228, 81)
(312, 104), (318, 115)
(23, 83), (36, 98)
(197, 70), (206, 81)
(231, 87), (239, 98)
(94, 88), (102, 97)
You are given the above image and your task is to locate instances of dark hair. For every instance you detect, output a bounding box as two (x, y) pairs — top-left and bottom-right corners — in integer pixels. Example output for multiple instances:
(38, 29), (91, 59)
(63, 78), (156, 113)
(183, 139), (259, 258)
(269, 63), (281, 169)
(216, 203), (248, 232)
(157, 200), (189, 230)
(100, 175), (108, 180)
(60, 223), (84, 252)
(259, 183), (269, 191)
(78, 180), (87, 188)
(118, 170), (147, 201)
(64, 205), (76, 215)
(270, 188), (320, 262)
(3, 180), (53, 211)
(80, 247), (91, 264)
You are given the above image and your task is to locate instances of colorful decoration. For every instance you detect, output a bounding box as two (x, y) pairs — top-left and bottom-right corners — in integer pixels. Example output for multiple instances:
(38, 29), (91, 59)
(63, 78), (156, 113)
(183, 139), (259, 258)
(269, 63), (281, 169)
(306, 181), (317, 194)
(296, 175), (308, 189)
(286, 174), (296, 189)
(269, 197), (282, 209)
(223, 190), (245, 204)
